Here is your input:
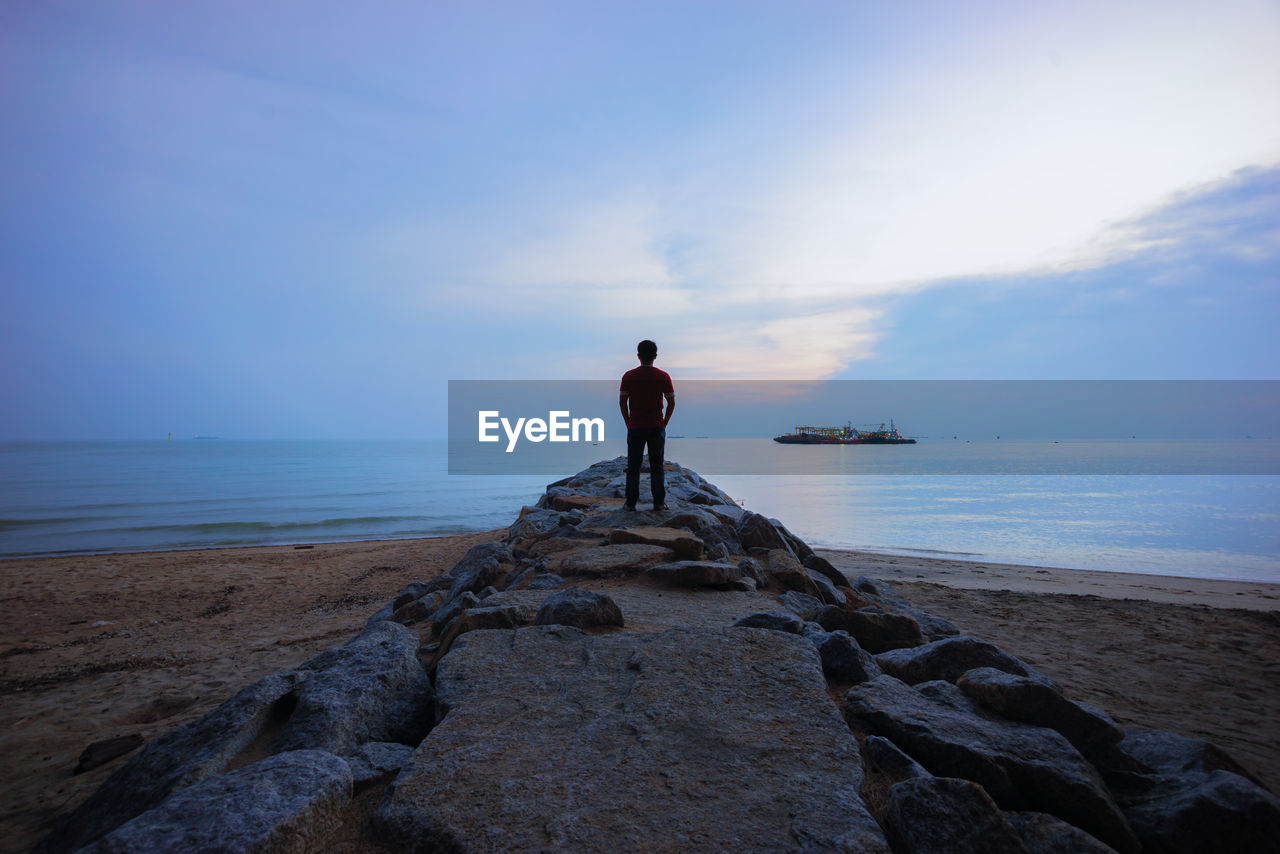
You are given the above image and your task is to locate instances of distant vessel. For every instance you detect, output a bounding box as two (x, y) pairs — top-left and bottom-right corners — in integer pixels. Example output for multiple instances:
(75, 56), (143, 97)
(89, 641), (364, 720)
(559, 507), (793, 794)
(774, 420), (916, 445)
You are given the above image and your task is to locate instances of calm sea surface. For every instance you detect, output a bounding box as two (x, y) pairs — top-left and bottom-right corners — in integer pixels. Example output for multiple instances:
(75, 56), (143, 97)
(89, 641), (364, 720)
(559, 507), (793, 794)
(1, 440), (1277, 583)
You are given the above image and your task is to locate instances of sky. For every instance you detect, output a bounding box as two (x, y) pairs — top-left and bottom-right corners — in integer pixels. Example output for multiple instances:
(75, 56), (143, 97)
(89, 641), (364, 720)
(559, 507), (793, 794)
(1, 0), (1277, 440)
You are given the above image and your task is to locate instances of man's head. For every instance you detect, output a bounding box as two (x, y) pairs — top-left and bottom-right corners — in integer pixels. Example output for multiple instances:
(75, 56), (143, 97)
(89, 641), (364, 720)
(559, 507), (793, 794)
(637, 340), (658, 364)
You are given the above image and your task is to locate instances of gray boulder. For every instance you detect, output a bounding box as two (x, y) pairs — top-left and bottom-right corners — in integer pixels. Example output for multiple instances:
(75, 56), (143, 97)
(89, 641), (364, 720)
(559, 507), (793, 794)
(846, 675), (1138, 853)
(778, 590), (824, 621)
(884, 776), (1030, 854)
(79, 750), (352, 854)
(535, 588), (625, 629)
(736, 511), (792, 553)
(1106, 730), (1280, 854)
(875, 635), (1058, 688)
(35, 672), (304, 853)
(389, 591), (446, 626)
(376, 626), (890, 853)
(446, 541), (514, 598)
(958, 667), (1124, 754)
(814, 605), (925, 654)
(344, 742), (416, 787)
(1005, 812), (1120, 854)
(431, 590), (480, 636)
(527, 572), (567, 590)
(852, 575), (961, 641)
(732, 610), (804, 634)
(646, 560), (748, 589)
(270, 621), (432, 755)
(802, 553), (851, 590)
(813, 630), (883, 683)
(863, 735), (932, 781)
(1119, 769), (1280, 854)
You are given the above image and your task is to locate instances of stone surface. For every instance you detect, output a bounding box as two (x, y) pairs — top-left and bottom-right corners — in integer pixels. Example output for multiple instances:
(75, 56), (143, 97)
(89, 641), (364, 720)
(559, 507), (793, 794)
(875, 635), (1057, 687)
(526, 572), (567, 590)
(846, 675), (1138, 853)
(863, 735), (932, 781)
(958, 667), (1124, 753)
(778, 590), (824, 620)
(445, 541), (514, 599)
(376, 626), (890, 853)
(802, 553), (851, 589)
(607, 525), (705, 560)
(453, 604), (535, 634)
(79, 750), (352, 854)
(813, 629), (884, 683)
(732, 610), (804, 634)
(74, 734), (145, 775)
(35, 671), (304, 853)
(646, 559), (748, 589)
(851, 574), (961, 641)
(736, 511), (793, 554)
(535, 587), (625, 629)
(885, 776), (1031, 854)
(1106, 729), (1280, 854)
(1119, 769), (1280, 854)
(552, 543), (675, 576)
(1004, 812), (1120, 854)
(430, 590), (480, 636)
(271, 621), (432, 755)
(344, 742), (416, 787)
(814, 605), (925, 654)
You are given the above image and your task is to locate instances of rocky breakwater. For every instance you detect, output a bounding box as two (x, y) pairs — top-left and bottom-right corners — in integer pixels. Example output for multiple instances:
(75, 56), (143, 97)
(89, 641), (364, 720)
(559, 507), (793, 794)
(38, 458), (1280, 853)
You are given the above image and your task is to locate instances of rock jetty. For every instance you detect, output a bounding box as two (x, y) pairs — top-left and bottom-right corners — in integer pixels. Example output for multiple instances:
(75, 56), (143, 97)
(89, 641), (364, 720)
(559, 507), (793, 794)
(38, 458), (1280, 853)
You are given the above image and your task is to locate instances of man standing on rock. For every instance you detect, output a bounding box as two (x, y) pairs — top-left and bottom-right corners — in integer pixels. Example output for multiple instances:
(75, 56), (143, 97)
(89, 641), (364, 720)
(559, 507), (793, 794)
(619, 339), (675, 512)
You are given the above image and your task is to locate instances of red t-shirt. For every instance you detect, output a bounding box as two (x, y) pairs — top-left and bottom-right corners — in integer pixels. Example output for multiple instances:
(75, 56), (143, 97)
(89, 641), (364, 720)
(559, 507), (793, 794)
(620, 365), (673, 429)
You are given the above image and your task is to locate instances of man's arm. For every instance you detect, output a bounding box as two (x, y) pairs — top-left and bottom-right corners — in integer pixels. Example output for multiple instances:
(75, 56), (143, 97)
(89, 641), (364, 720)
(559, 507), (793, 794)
(663, 392), (675, 426)
(619, 392), (630, 428)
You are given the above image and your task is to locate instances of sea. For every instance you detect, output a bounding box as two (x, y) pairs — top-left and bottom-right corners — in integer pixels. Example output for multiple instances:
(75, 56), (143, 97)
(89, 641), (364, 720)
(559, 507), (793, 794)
(1, 439), (1277, 584)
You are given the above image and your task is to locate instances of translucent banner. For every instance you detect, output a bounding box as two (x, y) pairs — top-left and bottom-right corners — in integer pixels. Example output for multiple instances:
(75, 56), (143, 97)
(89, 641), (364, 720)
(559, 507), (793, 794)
(447, 380), (1280, 475)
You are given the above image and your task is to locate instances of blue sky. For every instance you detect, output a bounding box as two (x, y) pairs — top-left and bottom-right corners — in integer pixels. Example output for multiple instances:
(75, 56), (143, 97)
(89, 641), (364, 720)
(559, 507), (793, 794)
(1, 0), (1277, 439)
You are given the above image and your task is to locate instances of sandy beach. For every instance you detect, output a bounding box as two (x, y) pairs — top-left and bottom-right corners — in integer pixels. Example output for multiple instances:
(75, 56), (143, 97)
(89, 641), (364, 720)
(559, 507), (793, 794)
(2, 536), (1277, 853)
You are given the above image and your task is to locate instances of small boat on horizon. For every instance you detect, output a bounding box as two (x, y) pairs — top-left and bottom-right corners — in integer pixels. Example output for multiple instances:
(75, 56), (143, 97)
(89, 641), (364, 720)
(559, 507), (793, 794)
(774, 420), (917, 445)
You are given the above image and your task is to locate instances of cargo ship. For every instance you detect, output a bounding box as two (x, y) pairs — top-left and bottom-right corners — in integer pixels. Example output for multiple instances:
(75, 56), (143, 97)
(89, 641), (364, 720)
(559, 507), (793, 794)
(773, 420), (916, 445)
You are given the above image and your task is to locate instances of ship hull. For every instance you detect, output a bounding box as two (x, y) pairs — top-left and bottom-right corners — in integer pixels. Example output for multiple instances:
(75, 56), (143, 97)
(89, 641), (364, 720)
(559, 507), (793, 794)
(773, 436), (916, 445)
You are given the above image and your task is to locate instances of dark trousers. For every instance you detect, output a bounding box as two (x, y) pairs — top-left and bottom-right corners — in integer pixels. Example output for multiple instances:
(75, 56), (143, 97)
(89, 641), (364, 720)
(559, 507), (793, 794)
(625, 426), (666, 507)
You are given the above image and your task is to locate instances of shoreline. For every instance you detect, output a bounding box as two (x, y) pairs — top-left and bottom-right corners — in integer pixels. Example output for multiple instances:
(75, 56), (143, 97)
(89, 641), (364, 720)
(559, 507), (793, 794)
(2, 534), (1277, 852)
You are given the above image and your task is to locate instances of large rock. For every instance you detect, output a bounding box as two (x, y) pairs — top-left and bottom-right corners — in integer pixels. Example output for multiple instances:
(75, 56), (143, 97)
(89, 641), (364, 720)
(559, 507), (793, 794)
(607, 525), (705, 560)
(375, 626), (890, 853)
(446, 541), (515, 598)
(737, 511), (793, 553)
(875, 635), (1057, 687)
(958, 667), (1124, 754)
(812, 629), (884, 683)
(851, 575), (961, 641)
(35, 672), (304, 853)
(271, 621), (432, 755)
(535, 588), (625, 629)
(1004, 812), (1120, 854)
(814, 605), (925, 654)
(79, 750), (352, 854)
(884, 776), (1030, 854)
(845, 675), (1138, 853)
(1106, 730), (1280, 854)
(646, 560), (750, 589)
(552, 543), (675, 576)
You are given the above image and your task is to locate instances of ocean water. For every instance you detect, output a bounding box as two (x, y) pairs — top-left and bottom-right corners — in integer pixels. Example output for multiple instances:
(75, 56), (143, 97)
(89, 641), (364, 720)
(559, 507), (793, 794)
(1, 440), (1277, 584)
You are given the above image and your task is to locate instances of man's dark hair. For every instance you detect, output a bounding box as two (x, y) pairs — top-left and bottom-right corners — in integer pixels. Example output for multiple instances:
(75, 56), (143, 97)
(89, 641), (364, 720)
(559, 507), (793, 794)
(637, 340), (658, 361)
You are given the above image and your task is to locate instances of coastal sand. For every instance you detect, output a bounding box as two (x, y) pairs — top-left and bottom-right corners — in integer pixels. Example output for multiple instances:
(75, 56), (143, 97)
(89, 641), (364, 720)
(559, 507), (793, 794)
(2, 536), (1277, 852)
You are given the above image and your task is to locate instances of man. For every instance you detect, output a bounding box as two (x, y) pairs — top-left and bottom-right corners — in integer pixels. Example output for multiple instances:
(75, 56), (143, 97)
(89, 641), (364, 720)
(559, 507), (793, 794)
(619, 339), (675, 512)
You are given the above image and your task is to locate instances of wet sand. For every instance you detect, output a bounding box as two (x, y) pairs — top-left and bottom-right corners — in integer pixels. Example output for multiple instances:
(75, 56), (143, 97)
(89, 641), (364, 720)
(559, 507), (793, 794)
(1, 536), (1276, 852)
